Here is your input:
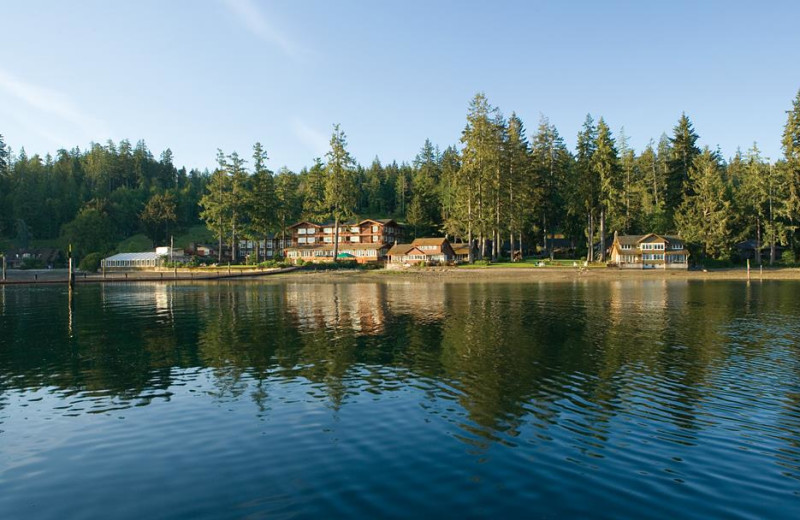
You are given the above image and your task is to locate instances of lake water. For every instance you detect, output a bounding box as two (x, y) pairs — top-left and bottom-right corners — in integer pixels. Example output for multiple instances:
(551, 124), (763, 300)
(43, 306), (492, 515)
(1, 279), (800, 519)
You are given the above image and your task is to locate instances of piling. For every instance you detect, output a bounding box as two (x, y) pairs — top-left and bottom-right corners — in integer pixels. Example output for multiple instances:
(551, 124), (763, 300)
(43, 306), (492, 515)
(2, 255), (6, 281)
(68, 244), (75, 290)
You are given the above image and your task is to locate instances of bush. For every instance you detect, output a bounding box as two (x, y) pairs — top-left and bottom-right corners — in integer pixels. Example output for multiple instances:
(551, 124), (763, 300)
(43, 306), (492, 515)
(781, 249), (795, 266)
(79, 252), (103, 273)
(296, 258), (305, 266)
(473, 259), (492, 266)
(20, 257), (45, 270)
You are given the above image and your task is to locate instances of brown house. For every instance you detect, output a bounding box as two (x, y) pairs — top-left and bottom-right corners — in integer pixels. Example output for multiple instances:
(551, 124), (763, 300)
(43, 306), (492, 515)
(610, 233), (689, 269)
(388, 237), (456, 265)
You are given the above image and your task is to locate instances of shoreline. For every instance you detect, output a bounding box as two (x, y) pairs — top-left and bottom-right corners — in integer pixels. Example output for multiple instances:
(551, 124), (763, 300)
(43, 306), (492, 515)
(275, 266), (800, 283)
(2, 266), (799, 285)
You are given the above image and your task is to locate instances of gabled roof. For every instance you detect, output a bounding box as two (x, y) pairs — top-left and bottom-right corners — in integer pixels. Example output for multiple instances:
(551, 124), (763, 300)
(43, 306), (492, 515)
(388, 244), (414, 255)
(287, 220), (321, 229)
(615, 234), (685, 246)
(452, 244), (475, 255)
(359, 218), (398, 226)
(411, 237), (448, 247)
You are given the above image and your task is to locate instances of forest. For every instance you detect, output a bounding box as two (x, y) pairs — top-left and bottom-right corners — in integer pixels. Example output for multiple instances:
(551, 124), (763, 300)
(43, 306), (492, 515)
(1, 89), (799, 266)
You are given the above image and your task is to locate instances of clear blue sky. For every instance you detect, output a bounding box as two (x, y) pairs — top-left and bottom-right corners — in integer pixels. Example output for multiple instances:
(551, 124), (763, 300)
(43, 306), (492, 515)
(1, 0), (799, 171)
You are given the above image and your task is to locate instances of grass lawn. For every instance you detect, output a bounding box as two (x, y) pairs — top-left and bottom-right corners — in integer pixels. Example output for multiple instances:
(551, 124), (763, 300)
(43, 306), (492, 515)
(174, 225), (216, 249)
(117, 234), (153, 253)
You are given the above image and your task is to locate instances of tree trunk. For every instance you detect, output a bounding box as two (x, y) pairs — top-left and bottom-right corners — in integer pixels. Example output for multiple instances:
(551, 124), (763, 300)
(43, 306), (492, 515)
(231, 221), (237, 264)
(599, 208), (606, 263)
(467, 195), (473, 263)
(587, 212), (594, 263)
(756, 218), (762, 266)
(218, 232), (223, 264)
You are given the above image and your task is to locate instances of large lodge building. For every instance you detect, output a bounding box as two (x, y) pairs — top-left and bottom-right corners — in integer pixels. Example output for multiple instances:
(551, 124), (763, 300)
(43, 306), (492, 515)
(284, 218), (404, 263)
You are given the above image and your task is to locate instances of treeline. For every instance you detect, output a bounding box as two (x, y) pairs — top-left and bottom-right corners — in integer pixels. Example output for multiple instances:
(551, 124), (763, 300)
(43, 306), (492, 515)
(2, 88), (800, 263)
(0, 138), (207, 258)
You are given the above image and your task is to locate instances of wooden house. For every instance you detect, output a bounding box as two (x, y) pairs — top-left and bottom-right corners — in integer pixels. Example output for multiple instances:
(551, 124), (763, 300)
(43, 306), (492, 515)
(609, 233), (689, 269)
(388, 238), (456, 265)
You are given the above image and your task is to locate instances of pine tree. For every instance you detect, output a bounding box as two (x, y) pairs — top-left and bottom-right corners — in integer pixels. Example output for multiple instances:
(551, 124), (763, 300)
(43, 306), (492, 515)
(324, 124), (357, 260)
(460, 93), (502, 260)
(505, 113), (533, 260)
(675, 149), (731, 259)
(531, 116), (570, 257)
(591, 118), (621, 261)
(199, 151), (233, 263)
(247, 142), (276, 262)
(575, 114), (597, 261)
(667, 114), (701, 222)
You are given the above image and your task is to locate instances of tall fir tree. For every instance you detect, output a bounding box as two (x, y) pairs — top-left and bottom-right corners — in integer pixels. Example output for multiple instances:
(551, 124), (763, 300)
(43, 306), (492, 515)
(675, 148), (731, 259)
(324, 124), (358, 260)
(667, 114), (701, 224)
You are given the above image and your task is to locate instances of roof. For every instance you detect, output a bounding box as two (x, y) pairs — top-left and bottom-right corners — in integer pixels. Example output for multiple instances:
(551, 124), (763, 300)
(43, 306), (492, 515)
(103, 252), (163, 261)
(411, 237), (448, 247)
(615, 234), (684, 246)
(452, 244), (474, 255)
(388, 244), (414, 255)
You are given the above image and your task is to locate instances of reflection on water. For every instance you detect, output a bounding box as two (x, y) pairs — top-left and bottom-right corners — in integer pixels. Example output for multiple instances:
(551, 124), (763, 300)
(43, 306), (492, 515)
(1, 279), (800, 519)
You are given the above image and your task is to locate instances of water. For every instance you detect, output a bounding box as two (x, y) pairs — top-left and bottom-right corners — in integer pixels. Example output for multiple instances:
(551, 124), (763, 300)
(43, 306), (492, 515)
(1, 279), (800, 519)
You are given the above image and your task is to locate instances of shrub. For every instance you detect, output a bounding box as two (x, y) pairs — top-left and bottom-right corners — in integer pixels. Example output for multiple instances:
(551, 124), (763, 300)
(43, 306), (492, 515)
(473, 259), (492, 266)
(79, 252), (103, 273)
(781, 249), (795, 266)
(296, 258), (305, 266)
(20, 257), (45, 270)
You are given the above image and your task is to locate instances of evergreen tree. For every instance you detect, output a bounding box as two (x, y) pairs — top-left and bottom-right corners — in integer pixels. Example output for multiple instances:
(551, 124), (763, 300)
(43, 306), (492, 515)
(675, 149), (731, 259)
(575, 115), (598, 261)
(275, 167), (301, 255)
(140, 192), (177, 246)
(667, 114), (701, 222)
(591, 118), (621, 261)
(246, 142), (276, 261)
(199, 153), (232, 263)
(324, 124), (358, 260)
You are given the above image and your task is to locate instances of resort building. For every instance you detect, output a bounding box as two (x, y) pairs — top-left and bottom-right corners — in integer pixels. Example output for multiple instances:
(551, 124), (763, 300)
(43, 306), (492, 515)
(287, 219), (404, 248)
(452, 242), (478, 264)
(388, 237), (456, 266)
(285, 243), (390, 264)
(609, 233), (689, 269)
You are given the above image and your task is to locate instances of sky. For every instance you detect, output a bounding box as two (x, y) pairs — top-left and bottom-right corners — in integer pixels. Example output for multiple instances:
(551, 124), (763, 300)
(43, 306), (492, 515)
(1, 0), (799, 172)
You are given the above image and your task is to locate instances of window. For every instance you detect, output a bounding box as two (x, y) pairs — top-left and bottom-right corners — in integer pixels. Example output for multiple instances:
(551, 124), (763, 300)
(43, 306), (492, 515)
(373, 236), (379, 242)
(324, 237), (332, 243)
(307, 237), (316, 244)
(298, 237), (307, 244)
(350, 236), (360, 242)
(350, 227), (360, 233)
(372, 225), (378, 233)
(323, 227), (334, 234)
